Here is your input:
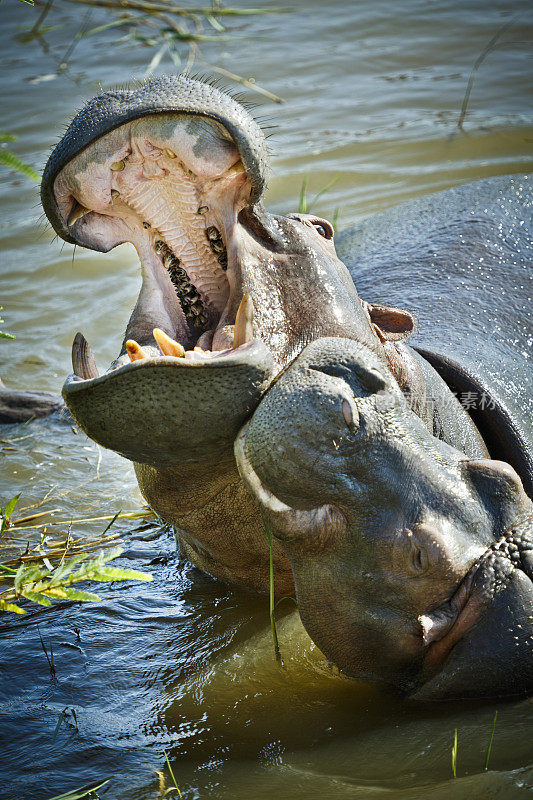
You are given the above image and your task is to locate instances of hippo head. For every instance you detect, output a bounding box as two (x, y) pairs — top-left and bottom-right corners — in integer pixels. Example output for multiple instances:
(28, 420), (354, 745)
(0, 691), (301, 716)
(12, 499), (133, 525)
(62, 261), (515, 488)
(41, 76), (377, 467)
(235, 337), (533, 699)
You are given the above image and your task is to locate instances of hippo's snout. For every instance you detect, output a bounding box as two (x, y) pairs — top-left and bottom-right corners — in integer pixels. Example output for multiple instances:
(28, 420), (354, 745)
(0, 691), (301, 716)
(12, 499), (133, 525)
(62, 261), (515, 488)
(238, 336), (533, 699)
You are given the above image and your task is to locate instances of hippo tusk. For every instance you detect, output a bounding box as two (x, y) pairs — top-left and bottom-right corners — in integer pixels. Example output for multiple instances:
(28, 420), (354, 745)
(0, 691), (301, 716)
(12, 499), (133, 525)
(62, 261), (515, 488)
(235, 423), (346, 546)
(153, 328), (185, 358)
(72, 332), (99, 380)
(67, 200), (90, 226)
(233, 294), (254, 350)
(126, 340), (148, 362)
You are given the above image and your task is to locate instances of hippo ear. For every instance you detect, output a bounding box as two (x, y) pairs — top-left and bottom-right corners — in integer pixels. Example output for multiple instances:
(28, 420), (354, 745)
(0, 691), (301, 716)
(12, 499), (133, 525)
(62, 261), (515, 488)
(235, 425), (346, 548)
(462, 458), (531, 524)
(363, 302), (415, 342)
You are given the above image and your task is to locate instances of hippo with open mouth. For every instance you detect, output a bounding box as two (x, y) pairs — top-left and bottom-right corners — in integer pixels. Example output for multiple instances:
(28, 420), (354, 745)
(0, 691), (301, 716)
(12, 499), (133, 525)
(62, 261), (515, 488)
(3, 75), (531, 698)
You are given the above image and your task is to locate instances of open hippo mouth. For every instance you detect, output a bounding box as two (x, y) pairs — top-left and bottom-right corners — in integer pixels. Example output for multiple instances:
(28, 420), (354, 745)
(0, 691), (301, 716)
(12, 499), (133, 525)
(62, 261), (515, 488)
(41, 77), (378, 466)
(51, 109), (257, 358)
(41, 90), (271, 463)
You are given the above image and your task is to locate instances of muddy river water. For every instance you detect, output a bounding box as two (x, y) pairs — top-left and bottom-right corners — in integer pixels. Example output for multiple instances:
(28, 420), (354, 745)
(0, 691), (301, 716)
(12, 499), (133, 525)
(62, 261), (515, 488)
(1, 0), (532, 797)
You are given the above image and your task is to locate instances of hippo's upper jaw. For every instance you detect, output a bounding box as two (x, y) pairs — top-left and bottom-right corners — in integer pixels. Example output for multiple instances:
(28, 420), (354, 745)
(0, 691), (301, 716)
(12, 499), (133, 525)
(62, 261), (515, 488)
(235, 337), (533, 699)
(42, 76), (377, 466)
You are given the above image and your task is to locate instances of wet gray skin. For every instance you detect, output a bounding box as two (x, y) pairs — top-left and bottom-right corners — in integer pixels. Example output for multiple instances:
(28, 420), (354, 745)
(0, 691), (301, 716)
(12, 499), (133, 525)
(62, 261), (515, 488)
(38, 75), (407, 593)
(235, 337), (533, 699)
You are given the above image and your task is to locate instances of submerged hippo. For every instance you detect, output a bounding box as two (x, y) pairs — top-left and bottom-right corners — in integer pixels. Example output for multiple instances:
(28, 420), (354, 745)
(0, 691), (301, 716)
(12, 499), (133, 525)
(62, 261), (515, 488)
(3, 76), (531, 698)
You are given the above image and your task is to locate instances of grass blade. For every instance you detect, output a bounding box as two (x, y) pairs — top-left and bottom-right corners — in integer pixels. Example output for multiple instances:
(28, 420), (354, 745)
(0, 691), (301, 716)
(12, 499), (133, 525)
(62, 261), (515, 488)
(41, 776), (113, 800)
(299, 173), (308, 213)
(163, 750), (182, 798)
(307, 175), (340, 212)
(263, 519), (281, 663)
(451, 728), (458, 777)
(483, 710), (498, 771)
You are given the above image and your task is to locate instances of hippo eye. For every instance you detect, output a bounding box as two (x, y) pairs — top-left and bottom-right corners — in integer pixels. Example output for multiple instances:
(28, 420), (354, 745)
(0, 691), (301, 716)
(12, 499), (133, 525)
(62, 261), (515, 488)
(311, 219), (334, 240)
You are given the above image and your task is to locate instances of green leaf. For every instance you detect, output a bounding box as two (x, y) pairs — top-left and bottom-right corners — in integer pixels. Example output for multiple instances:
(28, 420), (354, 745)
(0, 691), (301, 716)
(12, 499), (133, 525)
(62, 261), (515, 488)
(0, 133), (17, 142)
(83, 566), (153, 582)
(40, 776), (113, 800)
(22, 590), (52, 606)
(307, 175), (340, 213)
(206, 13), (226, 32)
(49, 552), (88, 585)
(163, 750), (182, 797)
(0, 331), (16, 340)
(62, 588), (101, 603)
(483, 710), (498, 771)
(0, 150), (39, 182)
(0, 599), (27, 614)
(4, 493), (21, 520)
(18, 563), (45, 587)
(14, 563), (26, 591)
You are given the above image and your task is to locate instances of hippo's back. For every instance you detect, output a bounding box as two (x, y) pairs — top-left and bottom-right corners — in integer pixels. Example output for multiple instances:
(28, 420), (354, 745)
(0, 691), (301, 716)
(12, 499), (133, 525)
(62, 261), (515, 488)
(337, 174), (532, 469)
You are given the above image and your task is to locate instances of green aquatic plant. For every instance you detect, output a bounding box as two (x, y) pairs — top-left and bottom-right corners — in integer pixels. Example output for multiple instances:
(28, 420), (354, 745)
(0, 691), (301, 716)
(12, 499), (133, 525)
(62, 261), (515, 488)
(14, 0), (287, 98)
(41, 776), (113, 800)
(0, 545), (152, 614)
(0, 494), (153, 614)
(263, 519), (282, 663)
(0, 306), (16, 340)
(451, 727), (458, 777)
(0, 134), (39, 182)
(162, 749), (183, 797)
(298, 172), (341, 230)
(0, 493), (21, 535)
(483, 710), (498, 771)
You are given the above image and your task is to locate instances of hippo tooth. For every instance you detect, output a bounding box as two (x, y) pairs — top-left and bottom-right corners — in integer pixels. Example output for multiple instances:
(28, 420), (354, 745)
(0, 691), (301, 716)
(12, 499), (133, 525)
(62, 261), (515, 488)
(72, 332), (99, 380)
(126, 339), (148, 362)
(153, 328), (185, 358)
(233, 293), (254, 349)
(67, 201), (90, 226)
